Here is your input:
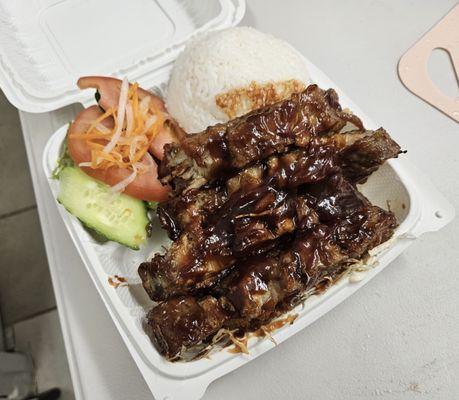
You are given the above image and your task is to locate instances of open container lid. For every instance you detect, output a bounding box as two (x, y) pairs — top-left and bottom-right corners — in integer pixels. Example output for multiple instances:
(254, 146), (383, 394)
(0, 0), (246, 113)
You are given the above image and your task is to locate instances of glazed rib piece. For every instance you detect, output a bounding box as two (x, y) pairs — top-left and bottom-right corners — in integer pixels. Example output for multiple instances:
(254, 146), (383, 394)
(159, 85), (364, 193)
(157, 187), (227, 240)
(147, 204), (397, 359)
(139, 224), (235, 301)
(300, 173), (369, 222)
(262, 128), (400, 188)
(146, 296), (228, 360)
(231, 195), (318, 256)
(338, 128), (402, 183)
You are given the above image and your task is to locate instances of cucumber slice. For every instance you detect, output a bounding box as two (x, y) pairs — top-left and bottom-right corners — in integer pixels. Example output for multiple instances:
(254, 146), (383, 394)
(57, 167), (148, 250)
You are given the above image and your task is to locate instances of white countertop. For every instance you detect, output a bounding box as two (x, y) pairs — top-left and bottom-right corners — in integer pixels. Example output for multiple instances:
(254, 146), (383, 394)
(19, 1), (459, 399)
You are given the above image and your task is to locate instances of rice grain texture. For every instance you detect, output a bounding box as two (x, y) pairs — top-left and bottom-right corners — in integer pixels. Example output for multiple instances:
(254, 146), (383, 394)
(166, 27), (311, 133)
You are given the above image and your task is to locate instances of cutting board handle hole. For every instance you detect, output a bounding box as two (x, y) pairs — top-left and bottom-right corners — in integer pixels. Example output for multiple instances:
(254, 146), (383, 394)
(428, 48), (459, 100)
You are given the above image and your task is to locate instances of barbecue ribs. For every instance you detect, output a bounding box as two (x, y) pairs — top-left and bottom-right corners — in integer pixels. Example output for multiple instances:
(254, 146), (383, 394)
(139, 84), (402, 360)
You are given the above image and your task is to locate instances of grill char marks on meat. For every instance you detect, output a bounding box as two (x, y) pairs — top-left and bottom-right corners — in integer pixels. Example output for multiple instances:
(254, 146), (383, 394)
(159, 85), (364, 193)
(146, 296), (228, 360)
(140, 84), (402, 360)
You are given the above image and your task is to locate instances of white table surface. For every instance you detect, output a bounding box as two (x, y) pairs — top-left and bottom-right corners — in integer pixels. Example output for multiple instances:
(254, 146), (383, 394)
(19, 1), (459, 399)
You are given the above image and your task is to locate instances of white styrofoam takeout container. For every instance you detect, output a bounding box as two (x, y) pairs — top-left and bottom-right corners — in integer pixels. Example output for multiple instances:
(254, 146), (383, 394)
(1, 0), (454, 399)
(42, 54), (454, 400)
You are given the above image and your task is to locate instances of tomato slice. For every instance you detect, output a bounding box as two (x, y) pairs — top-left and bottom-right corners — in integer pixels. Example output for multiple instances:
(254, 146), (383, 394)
(77, 76), (166, 113)
(149, 120), (185, 160)
(67, 106), (170, 202)
(77, 76), (183, 161)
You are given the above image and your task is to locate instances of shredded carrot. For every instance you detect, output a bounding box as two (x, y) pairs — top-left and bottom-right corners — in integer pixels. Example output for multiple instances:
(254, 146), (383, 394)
(77, 81), (165, 174)
(69, 132), (112, 140)
(86, 108), (114, 134)
(87, 142), (105, 150)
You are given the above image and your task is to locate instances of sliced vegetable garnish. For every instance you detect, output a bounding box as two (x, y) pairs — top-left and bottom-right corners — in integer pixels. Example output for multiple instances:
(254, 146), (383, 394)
(58, 166), (149, 249)
(66, 77), (179, 201)
(68, 79), (165, 181)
